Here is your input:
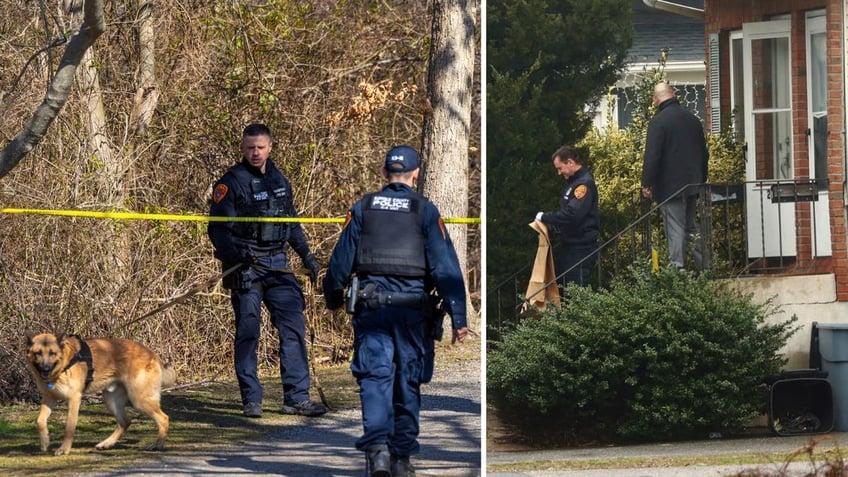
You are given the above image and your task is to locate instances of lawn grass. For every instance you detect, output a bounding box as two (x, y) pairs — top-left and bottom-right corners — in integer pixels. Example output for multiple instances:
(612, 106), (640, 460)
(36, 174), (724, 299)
(0, 363), (358, 477)
(486, 444), (848, 475)
(0, 336), (478, 477)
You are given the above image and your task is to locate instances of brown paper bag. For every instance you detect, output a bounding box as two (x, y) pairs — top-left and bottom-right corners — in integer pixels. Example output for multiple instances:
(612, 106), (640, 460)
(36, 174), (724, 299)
(522, 220), (560, 314)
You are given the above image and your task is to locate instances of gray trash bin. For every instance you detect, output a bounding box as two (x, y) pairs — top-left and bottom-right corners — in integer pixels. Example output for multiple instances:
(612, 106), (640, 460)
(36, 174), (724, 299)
(815, 322), (848, 431)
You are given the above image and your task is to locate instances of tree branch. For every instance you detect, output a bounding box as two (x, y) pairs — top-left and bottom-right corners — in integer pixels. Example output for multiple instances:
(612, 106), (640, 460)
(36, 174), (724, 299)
(0, 0), (106, 178)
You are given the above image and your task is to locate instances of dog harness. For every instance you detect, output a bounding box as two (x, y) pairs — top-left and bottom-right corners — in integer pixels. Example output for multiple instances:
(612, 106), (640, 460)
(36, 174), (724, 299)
(52, 335), (94, 390)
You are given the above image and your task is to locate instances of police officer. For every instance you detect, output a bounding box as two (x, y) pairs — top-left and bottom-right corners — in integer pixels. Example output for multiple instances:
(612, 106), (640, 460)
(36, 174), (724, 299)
(323, 145), (468, 477)
(535, 145), (599, 287)
(208, 123), (326, 418)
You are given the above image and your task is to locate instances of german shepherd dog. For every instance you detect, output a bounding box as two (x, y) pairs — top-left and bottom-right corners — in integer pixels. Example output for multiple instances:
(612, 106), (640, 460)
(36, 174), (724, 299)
(25, 332), (177, 455)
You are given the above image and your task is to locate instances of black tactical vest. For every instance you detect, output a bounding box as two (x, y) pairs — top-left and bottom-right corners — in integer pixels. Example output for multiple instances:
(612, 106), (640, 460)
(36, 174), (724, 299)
(227, 165), (293, 246)
(356, 191), (427, 277)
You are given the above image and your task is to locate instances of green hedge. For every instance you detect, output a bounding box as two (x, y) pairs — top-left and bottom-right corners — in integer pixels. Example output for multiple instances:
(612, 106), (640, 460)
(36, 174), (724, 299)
(487, 264), (797, 445)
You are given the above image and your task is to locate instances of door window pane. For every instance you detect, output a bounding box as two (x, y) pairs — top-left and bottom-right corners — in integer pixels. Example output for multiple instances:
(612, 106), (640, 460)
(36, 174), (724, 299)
(810, 31), (827, 182)
(753, 111), (792, 180)
(751, 37), (790, 109)
(731, 36), (745, 141)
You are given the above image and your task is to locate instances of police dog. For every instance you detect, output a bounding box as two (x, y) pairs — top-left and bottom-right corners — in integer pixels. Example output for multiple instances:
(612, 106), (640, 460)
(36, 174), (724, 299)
(25, 332), (176, 455)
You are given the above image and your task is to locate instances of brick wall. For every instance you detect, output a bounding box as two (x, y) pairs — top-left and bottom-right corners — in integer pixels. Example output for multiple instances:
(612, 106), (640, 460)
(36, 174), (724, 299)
(705, 0), (848, 298)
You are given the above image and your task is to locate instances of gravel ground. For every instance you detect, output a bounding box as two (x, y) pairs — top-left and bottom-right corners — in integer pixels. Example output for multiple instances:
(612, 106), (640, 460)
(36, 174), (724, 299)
(84, 339), (482, 477)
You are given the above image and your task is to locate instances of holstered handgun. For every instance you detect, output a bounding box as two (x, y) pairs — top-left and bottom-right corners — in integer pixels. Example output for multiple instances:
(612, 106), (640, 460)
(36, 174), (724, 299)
(221, 262), (252, 290)
(344, 275), (360, 314)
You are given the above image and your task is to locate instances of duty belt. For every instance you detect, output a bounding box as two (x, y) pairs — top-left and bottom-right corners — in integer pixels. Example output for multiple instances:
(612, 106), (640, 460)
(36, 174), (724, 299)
(249, 247), (285, 258)
(357, 284), (424, 310)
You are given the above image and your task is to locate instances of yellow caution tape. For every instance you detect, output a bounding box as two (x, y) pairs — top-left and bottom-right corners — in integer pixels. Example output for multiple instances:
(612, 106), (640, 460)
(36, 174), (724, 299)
(0, 208), (480, 224)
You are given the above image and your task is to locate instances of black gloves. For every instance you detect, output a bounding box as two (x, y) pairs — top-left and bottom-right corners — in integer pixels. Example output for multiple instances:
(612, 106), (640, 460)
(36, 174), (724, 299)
(325, 289), (344, 310)
(304, 253), (320, 285)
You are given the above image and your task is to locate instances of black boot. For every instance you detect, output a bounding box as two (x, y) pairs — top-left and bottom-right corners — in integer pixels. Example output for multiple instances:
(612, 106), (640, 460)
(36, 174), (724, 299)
(391, 455), (416, 477)
(365, 445), (390, 477)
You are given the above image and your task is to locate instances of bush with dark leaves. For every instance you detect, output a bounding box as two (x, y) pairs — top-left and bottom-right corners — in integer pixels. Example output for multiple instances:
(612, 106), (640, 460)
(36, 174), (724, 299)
(487, 263), (797, 445)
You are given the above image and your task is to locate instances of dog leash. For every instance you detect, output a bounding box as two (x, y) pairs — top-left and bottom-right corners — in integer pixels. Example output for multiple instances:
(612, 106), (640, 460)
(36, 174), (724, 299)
(116, 263), (242, 330)
(117, 264), (308, 330)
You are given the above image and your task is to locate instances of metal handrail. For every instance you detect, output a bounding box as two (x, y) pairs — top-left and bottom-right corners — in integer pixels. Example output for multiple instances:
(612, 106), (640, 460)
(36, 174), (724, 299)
(521, 183), (702, 306)
(487, 179), (829, 337)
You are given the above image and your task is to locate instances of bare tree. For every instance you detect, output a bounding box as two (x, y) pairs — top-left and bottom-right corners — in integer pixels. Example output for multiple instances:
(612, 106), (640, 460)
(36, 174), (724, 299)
(130, 0), (158, 136)
(0, 0), (105, 179)
(421, 0), (478, 310)
(0, 2), (479, 401)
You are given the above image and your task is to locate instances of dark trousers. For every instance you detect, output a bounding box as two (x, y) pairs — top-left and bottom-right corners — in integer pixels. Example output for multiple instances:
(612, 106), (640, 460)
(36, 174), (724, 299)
(351, 305), (430, 457)
(556, 245), (597, 288)
(230, 262), (310, 406)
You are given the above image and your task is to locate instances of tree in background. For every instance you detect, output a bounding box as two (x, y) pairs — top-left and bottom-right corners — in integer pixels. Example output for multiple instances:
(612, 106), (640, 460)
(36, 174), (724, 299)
(486, 0), (632, 321)
(422, 0), (480, 313)
(0, 0), (105, 177)
(0, 1), (480, 402)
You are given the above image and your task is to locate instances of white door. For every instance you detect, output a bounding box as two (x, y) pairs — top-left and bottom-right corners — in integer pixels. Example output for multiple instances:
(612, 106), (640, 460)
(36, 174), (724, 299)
(806, 14), (832, 256)
(743, 20), (795, 258)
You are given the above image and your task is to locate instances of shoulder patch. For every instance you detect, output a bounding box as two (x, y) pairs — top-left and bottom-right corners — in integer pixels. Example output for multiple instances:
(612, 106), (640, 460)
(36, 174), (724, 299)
(213, 184), (229, 203)
(574, 184), (588, 200)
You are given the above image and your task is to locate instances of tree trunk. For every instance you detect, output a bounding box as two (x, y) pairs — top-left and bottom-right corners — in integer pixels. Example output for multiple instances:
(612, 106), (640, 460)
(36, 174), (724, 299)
(131, 0), (158, 136)
(0, 0), (105, 178)
(78, 47), (122, 202)
(421, 0), (478, 314)
(71, 4), (129, 320)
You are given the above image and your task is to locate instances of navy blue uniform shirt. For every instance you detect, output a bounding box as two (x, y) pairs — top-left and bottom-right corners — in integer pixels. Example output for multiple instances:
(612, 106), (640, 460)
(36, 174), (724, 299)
(208, 159), (311, 263)
(323, 182), (467, 330)
(539, 167), (599, 247)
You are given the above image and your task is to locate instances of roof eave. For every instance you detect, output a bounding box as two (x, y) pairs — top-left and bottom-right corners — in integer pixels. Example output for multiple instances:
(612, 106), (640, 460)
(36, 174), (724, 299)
(642, 0), (705, 19)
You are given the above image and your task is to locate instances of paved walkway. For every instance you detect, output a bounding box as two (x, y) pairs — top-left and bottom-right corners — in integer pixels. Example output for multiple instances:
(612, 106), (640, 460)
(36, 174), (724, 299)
(83, 347), (481, 477)
(487, 431), (848, 477)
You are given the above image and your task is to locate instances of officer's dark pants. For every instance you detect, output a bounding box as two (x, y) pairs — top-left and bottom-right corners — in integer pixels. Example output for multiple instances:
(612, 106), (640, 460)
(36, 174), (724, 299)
(351, 304), (430, 457)
(556, 245), (597, 288)
(230, 255), (310, 406)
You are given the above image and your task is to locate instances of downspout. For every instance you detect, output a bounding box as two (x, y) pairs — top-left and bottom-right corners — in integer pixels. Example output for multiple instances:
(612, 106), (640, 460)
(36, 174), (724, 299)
(842, 0), (848, 300)
(843, 0), (848, 206)
(642, 0), (705, 19)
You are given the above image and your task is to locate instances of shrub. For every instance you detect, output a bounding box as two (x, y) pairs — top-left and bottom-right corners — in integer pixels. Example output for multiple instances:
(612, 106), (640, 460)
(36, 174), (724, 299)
(487, 263), (797, 445)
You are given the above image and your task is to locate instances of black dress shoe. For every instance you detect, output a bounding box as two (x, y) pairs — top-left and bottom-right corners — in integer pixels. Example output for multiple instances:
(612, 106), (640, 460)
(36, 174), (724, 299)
(242, 402), (262, 418)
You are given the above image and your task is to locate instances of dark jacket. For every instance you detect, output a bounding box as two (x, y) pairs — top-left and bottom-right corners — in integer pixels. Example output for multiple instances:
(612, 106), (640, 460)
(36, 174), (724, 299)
(641, 98), (709, 202)
(322, 182), (467, 330)
(539, 166), (599, 247)
(208, 159), (312, 265)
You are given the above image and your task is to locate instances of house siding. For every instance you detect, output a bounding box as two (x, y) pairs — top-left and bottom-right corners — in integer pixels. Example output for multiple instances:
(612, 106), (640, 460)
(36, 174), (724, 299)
(706, 0), (848, 299)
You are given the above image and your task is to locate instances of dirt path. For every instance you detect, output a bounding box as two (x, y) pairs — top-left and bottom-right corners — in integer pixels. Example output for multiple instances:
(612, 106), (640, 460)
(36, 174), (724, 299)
(82, 341), (481, 477)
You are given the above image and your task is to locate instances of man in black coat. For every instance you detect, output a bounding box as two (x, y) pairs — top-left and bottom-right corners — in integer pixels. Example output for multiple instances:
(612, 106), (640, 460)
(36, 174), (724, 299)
(641, 82), (710, 271)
